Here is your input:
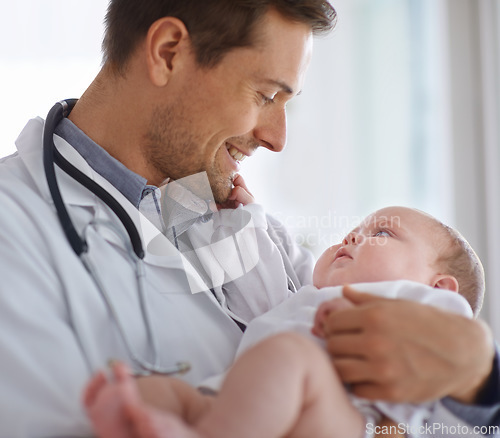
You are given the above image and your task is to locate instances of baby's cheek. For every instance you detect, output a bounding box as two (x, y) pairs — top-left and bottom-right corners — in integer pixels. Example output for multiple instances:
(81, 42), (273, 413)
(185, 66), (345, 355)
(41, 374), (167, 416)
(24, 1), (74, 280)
(312, 264), (324, 288)
(313, 244), (342, 288)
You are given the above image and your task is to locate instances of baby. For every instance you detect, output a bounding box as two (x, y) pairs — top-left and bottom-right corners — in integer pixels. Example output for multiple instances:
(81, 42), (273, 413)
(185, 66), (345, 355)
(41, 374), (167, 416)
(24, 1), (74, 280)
(83, 181), (484, 438)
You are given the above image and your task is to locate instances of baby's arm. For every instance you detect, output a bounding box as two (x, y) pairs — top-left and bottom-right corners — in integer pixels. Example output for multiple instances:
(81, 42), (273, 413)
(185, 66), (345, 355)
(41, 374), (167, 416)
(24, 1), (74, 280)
(215, 174), (255, 209)
(211, 175), (294, 322)
(228, 174), (255, 206)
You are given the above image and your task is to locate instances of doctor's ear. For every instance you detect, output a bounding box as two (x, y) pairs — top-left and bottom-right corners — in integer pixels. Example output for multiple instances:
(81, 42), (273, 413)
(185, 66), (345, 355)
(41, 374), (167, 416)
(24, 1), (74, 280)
(432, 274), (459, 293)
(145, 17), (190, 87)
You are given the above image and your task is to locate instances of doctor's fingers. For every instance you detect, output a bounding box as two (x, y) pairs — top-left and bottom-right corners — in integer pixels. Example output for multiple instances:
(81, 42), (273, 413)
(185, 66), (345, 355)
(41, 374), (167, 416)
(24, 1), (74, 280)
(321, 300), (397, 336)
(330, 357), (407, 402)
(325, 331), (407, 392)
(325, 326), (406, 382)
(324, 332), (372, 358)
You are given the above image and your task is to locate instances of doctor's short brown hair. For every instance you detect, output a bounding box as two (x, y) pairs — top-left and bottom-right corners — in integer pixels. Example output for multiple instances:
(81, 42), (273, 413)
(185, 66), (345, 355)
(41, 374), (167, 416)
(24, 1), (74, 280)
(102, 0), (336, 73)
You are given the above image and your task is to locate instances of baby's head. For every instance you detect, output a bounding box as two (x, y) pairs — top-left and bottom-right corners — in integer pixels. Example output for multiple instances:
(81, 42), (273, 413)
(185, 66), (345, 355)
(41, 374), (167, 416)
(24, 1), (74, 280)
(313, 206), (485, 316)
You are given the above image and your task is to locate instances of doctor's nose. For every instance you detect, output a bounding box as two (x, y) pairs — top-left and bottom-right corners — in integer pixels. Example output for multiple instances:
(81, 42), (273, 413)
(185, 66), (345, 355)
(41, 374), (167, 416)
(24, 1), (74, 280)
(253, 107), (287, 152)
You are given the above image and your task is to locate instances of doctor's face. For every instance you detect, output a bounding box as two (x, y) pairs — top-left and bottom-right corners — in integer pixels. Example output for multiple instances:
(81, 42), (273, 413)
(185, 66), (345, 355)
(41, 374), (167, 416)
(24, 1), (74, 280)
(145, 9), (312, 202)
(313, 207), (443, 289)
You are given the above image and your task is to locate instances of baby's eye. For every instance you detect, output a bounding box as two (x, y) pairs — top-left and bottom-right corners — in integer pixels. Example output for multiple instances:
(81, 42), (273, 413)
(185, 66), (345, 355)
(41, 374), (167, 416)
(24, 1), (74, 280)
(374, 230), (391, 237)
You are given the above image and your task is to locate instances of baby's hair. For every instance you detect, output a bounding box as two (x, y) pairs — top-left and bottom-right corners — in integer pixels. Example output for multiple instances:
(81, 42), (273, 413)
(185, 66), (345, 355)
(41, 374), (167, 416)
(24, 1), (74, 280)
(432, 220), (485, 317)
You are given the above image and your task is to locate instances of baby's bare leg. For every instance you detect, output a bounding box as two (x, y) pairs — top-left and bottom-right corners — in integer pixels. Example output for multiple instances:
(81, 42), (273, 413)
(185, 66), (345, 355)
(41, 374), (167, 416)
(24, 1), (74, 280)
(195, 332), (365, 438)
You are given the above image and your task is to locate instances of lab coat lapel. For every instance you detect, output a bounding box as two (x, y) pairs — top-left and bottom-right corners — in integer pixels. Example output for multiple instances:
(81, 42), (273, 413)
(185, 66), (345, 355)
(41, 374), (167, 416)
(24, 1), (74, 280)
(15, 116), (221, 292)
(16, 117), (96, 207)
(16, 118), (177, 265)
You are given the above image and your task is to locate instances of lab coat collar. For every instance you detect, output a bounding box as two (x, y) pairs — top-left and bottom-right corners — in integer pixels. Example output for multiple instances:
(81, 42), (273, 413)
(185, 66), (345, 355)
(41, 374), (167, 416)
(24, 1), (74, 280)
(14, 118), (192, 270)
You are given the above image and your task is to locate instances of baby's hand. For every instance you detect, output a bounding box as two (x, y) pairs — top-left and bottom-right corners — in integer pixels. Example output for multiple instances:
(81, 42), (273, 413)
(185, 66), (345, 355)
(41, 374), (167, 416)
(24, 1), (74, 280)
(218, 174), (255, 209)
(312, 296), (354, 338)
(229, 174), (255, 206)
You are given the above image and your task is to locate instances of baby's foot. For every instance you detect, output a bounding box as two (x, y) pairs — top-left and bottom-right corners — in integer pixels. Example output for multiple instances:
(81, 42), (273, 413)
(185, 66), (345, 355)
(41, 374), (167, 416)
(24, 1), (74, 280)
(83, 363), (143, 438)
(83, 370), (108, 409)
(127, 402), (203, 438)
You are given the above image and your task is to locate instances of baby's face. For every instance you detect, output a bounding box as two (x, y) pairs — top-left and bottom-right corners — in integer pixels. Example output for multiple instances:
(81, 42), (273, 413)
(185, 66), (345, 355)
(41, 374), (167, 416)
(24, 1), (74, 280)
(313, 206), (441, 288)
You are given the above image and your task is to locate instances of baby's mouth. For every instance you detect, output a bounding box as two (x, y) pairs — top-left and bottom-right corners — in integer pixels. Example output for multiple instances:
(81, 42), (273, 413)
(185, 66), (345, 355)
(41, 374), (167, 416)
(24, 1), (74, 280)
(334, 247), (353, 262)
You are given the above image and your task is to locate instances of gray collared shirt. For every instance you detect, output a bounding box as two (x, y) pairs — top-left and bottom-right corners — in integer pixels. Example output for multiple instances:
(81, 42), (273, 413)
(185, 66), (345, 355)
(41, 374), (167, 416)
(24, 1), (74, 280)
(55, 118), (149, 208)
(54, 118), (211, 243)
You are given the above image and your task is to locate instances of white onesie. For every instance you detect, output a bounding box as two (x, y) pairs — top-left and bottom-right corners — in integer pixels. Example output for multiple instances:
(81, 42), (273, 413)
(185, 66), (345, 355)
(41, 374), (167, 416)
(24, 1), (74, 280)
(235, 280), (474, 438)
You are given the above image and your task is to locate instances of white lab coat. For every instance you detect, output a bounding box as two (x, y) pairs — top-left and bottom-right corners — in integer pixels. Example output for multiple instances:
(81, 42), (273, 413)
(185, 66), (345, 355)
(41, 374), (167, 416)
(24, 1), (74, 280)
(0, 117), (313, 437)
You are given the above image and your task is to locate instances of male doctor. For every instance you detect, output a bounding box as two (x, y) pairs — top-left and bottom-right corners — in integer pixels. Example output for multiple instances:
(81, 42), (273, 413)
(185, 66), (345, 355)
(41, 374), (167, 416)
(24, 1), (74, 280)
(0, 0), (498, 436)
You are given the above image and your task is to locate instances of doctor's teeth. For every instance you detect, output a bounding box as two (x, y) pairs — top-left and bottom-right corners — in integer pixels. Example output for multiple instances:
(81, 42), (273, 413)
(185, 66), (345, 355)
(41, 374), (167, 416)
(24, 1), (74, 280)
(228, 147), (247, 162)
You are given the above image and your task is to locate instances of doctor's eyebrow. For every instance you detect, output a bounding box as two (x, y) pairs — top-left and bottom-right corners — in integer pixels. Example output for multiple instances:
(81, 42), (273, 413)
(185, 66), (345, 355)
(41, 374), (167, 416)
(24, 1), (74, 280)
(262, 79), (300, 96)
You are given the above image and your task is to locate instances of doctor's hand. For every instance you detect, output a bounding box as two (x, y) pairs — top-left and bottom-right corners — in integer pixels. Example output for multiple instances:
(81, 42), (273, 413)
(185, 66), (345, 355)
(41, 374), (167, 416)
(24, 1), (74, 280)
(311, 297), (354, 338)
(216, 174), (255, 210)
(322, 285), (495, 404)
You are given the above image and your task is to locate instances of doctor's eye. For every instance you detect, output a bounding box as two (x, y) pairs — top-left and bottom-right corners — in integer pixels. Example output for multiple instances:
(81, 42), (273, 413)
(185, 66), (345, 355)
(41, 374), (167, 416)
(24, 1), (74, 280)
(259, 92), (277, 105)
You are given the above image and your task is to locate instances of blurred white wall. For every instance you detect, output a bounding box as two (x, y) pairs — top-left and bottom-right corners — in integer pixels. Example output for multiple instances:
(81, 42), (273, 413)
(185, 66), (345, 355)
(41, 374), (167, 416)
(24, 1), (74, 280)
(444, 0), (500, 341)
(246, 0), (455, 250)
(0, 1), (106, 146)
(0, 0), (498, 339)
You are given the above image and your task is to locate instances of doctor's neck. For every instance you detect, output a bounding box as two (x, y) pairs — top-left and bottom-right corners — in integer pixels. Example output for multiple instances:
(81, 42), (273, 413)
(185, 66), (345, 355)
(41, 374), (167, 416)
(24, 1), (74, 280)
(68, 63), (169, 187)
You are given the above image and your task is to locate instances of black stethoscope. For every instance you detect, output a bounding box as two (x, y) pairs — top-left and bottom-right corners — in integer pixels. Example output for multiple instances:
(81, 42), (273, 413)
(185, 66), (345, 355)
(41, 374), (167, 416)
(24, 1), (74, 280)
(43, 99), (190, 376)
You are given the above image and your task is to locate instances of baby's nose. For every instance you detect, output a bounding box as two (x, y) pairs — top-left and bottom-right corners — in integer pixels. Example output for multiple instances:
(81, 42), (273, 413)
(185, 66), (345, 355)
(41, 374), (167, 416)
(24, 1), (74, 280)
(343, 231), (359, 246)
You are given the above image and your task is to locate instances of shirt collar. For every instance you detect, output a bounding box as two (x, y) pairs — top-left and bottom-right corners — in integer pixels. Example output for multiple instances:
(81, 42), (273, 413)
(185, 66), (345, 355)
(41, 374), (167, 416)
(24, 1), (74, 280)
(54, 117), (213, 239)
(54, 118), (148, 208)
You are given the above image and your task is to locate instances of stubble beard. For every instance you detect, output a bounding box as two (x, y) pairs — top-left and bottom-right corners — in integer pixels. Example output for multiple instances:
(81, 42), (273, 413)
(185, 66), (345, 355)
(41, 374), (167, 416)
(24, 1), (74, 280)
(144, 104), (233, 203)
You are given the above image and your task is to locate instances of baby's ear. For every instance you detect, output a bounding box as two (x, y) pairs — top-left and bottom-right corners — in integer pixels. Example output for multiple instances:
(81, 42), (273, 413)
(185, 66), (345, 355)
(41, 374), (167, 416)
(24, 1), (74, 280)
(432, 274), (459, 292)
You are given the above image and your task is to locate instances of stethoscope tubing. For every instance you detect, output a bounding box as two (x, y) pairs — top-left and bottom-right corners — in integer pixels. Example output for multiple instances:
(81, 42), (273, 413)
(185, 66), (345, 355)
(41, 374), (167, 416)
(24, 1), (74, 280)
(42, 99), (189, 376)
(44, 100), (145, 259)
(43, 100), (87, 255)
(42, 99), (300, 377)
